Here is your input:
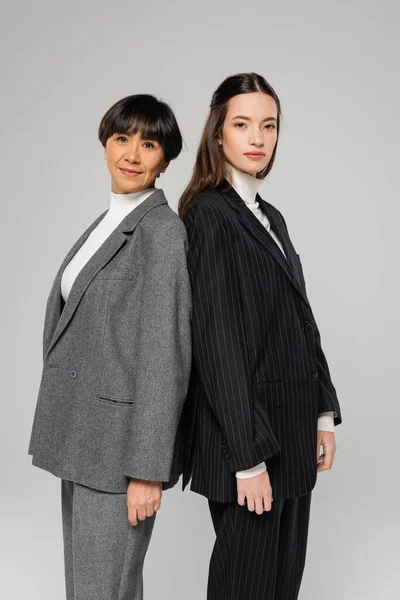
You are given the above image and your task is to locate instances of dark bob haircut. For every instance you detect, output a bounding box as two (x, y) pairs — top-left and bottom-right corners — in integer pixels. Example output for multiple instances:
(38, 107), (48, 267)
(98, 94), (183, 162)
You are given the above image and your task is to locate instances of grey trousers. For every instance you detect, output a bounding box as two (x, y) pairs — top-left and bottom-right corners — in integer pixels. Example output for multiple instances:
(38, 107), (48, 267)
(61, 479), (156, 600)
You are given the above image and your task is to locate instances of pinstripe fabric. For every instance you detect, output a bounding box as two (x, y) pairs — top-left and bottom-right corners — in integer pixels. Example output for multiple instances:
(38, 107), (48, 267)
(207, 493), (312, 600)
(180, 182), (342, 502)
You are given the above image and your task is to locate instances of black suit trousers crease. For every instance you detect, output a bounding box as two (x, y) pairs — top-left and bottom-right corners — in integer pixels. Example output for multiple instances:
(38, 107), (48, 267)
(208, 493), (312, 600)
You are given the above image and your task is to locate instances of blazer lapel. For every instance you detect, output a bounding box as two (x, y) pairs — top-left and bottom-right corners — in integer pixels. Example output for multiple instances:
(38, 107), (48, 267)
(219, 182), (311, 310)
(257, 195), (299, 275)
(45, 189), (168, 359)
(42, 210), (107, 358)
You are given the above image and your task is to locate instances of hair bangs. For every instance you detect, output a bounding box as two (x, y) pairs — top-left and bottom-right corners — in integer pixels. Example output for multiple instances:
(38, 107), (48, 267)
(113, 110), (166, 146)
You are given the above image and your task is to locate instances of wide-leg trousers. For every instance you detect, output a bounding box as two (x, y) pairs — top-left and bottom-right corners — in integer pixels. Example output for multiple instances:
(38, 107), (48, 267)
(207, 493), (312, 600)
(61, 479), (156, 600)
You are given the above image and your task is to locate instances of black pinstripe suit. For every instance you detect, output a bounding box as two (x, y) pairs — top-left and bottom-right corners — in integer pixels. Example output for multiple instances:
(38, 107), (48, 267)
(180, 181), (342, 599)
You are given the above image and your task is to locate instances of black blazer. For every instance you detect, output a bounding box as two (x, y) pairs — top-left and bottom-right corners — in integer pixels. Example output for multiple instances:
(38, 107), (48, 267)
(180, 181), (342, 502)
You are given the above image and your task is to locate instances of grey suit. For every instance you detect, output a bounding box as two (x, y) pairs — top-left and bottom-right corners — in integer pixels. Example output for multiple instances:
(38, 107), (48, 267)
(28, 189), (192, 492)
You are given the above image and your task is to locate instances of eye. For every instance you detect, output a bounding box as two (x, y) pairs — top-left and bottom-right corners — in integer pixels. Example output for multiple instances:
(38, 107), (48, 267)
(234, 122), (246, 129)
(142, 141), (155, 148)
(116, 135), (128, 142)
(264, 124), (276, 130)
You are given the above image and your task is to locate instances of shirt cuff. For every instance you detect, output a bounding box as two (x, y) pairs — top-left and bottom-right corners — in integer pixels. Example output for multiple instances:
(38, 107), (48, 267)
(236, 462), (267, 479)
(317, 411), (336, 432)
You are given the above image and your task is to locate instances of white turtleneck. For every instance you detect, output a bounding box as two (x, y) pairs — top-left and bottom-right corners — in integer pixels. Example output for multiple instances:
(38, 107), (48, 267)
(226, 164), (335, 480)
(61, 188), (157, 302)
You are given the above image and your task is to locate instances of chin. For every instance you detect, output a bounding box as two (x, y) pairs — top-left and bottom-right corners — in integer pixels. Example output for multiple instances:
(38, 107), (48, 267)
(116, 181), (140, 194)
(235, 163), (257, 178)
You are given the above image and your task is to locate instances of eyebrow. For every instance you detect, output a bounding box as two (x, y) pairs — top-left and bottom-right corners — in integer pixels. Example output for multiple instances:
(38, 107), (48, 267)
(231, 115), (277, 122)
(114, 132), (159, 142)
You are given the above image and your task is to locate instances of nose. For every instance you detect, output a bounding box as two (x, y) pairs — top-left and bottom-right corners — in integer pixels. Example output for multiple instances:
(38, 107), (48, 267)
(249, 128), (264, 148)
(125, 142), (141, 163)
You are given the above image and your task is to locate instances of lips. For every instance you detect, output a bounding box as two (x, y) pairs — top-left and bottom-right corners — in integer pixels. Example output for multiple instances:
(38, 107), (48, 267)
(119, 167), (143, 177)
(244, 152), (266, 162)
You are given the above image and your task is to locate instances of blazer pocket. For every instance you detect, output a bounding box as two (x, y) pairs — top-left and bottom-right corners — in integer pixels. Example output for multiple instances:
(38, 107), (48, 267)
(95, 394), (134, 407)
(96, 269), (139, 281)
(251, 380), (285, 410)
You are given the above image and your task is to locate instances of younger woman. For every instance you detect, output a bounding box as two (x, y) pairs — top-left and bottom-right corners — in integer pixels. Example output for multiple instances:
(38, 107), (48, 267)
(179, 73), (342, 600)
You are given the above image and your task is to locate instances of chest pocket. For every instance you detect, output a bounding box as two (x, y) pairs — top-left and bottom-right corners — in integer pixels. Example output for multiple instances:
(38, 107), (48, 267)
(96, 268), (138, 281)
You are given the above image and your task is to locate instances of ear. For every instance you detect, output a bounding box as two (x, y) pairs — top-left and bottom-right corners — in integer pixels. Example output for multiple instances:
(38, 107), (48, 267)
(160, 160), (170, 174)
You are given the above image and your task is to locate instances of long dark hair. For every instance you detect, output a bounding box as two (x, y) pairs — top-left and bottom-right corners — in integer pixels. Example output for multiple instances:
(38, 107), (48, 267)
(178, 73), (282, 217)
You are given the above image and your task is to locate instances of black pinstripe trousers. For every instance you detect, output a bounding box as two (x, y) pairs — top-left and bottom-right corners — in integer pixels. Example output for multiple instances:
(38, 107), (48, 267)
(207, 493), (312, 600)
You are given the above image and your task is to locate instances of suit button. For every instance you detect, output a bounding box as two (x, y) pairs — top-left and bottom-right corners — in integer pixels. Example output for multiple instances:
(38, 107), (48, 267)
(305, 320), (314, 329)
(312, 372), (319, 382)
(69, 369), (77, 379)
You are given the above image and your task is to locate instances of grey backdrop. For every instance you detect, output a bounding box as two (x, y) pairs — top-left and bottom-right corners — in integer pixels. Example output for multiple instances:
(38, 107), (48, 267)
(1, 0), (399, 598)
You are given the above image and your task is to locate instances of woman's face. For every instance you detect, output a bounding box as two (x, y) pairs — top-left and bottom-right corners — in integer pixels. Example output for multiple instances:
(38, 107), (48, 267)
(219, 92), (278, 177)
(104, 132), (169, 194)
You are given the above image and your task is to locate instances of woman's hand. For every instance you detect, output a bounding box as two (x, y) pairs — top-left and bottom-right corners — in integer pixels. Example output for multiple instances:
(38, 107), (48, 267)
(237, 471), (274, 514)
(316, 430), (337, 472)
(127, 478), (162, 526)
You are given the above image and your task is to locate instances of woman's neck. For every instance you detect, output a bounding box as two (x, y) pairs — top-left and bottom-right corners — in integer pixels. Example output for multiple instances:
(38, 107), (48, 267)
(226, 163), (263, 205)
(109, 187), (156, 209)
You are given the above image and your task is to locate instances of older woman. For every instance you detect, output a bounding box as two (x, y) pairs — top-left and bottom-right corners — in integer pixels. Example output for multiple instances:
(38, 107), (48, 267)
(28, 94), (191, 600)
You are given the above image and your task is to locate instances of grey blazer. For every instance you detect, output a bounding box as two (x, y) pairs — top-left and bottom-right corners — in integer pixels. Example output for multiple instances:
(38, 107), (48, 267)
(28, 189), (192, 493)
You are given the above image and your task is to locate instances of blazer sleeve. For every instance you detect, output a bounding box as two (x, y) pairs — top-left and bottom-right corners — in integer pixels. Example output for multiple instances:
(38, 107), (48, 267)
(184, 203), (280, 472)
(122, 220), (192, 482)
(313, 324), (342, 424)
